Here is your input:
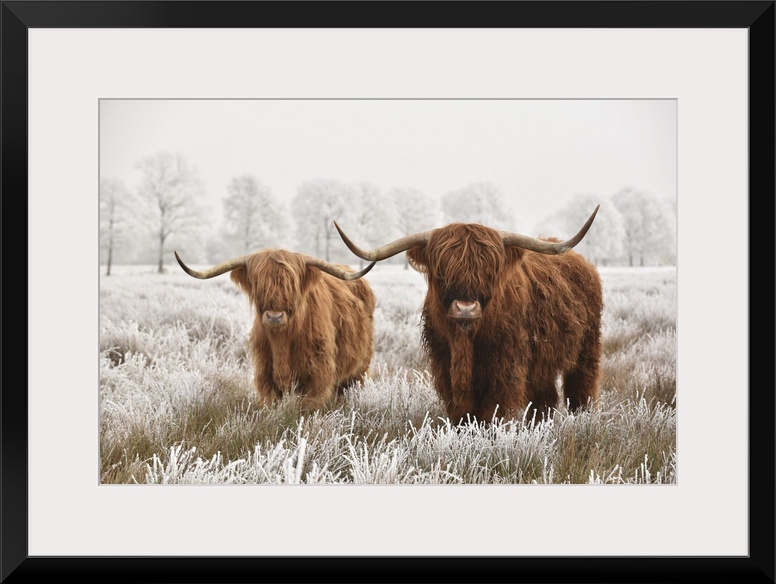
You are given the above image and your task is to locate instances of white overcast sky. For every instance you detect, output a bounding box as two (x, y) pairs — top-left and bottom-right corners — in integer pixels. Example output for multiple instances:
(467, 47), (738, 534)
(99, 99), (676, 232)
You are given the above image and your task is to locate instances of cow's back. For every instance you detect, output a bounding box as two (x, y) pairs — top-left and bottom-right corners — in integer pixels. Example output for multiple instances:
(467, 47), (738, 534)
(320, 272), (376, 382)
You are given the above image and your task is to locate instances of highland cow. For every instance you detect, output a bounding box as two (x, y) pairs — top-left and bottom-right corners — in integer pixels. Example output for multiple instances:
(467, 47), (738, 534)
(175, 249), (376, 410)
(335, 206), (603, 424)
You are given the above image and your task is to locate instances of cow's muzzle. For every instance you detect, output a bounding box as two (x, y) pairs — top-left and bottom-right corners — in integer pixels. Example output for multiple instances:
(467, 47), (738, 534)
(262, 310), (288, 328)
(448, 300), (482, 320)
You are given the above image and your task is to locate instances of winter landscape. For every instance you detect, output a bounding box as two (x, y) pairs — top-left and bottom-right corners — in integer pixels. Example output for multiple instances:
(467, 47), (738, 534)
(99, 261), (676, 484)
(99, 99), (677, 485)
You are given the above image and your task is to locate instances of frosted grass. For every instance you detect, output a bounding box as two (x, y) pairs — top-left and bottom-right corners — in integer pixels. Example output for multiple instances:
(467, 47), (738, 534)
(100, 264), (676, 484)
(138, 396), (675, 485)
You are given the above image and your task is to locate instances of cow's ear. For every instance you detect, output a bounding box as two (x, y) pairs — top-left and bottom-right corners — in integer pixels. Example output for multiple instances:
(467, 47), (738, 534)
(230, 266), (251, 294)
(406, 247), (428, 273)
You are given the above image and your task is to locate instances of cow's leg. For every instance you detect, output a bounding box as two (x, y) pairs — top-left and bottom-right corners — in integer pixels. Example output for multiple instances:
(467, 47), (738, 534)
(562, 332), (601, 412)
(335, 379), (353, 395)
(432, 368), (477, 425)
(301, 387), (336, 411)
(478, 363), (529, 424)
(478, 392), (514, 425)
(299, 361), (338, 411)
(335, 377), (359, 395)
(251, 340), (281, 407)
(335, 365), (370, 395)
(523, 375), (559, 424)
(445, 333), (480, 424)
(254, 367), (281, 407)
(447, 394), (479, 425)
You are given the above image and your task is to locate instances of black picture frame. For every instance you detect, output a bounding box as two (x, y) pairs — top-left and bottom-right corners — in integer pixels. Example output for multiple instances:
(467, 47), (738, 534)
(2, 2), (773, 582)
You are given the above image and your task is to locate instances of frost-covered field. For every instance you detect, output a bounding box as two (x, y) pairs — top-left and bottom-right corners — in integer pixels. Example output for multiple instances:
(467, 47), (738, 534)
(100, 263), (676, 484)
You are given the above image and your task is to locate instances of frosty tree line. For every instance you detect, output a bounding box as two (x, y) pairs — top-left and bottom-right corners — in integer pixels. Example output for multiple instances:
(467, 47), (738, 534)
(100, 151), (677, 275)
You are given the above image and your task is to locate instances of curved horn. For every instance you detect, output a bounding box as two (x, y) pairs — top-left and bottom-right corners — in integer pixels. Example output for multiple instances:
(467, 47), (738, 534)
(302, 254), (376, 280)
(174, 251), (248, 279)
(500, 204), (600, 254)
(334, 221), (431, 261)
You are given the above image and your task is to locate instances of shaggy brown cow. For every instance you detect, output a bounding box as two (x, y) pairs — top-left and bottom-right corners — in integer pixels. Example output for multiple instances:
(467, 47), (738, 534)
(175, 249), (376, 410)
(335, 207), (603, 424)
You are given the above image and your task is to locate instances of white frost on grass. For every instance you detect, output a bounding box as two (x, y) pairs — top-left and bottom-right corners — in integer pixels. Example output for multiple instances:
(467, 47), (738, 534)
(101, 264), (677, 484)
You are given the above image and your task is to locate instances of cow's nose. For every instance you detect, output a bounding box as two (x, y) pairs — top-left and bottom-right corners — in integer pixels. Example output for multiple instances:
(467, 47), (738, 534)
(450, 300), (482, 319)
(262, 310), (286, 326)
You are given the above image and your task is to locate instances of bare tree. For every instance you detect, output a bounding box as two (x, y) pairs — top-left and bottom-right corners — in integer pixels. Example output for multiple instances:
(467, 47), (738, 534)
(611, 187), (676, 266)
(537, 193), (626, 266)
(441, 182), (514, 229)
(390, 186), (442, 268)
(100, 178), (136, 275)
(221, 174), (293, 255)
(135, 152), (210, 273)
(292, 179), (354, 262)
(344, 181), (400, 268)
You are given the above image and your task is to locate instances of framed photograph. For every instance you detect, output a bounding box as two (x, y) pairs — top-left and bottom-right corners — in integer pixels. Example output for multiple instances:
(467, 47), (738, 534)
(5, 1), (773, 582)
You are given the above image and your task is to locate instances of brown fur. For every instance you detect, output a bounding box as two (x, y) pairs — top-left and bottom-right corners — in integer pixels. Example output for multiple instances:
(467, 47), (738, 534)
(229, 250), (375, 410)
(406, 224), (603, 424)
